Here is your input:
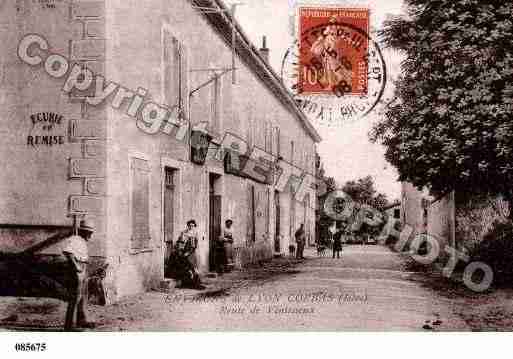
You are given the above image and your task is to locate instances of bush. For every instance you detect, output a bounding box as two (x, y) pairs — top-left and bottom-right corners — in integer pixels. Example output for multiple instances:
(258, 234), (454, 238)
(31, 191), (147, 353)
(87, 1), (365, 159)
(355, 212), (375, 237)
(470, 221), (513, 284)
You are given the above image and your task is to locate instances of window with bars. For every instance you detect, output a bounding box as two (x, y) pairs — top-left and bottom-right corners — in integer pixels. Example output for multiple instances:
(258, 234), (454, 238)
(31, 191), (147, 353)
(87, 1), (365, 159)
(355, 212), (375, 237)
(165, 168), (175, 189)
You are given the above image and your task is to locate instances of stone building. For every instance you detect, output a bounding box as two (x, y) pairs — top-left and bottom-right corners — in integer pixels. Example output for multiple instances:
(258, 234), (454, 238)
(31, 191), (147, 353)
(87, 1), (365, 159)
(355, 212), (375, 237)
(0, 0), (321, 302)
(400, 183), (455, 253)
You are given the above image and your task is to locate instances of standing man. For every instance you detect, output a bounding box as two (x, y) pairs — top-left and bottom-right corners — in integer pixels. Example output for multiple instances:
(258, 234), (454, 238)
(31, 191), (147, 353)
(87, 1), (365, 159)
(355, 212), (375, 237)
(295, 224), (306, 259)
(63, 219), (95, 330)
(332, 227), (343, 259)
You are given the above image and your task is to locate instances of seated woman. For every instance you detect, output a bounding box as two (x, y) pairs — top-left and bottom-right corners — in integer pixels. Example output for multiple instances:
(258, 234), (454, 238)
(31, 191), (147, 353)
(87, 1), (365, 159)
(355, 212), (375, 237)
(170, 220), (205, 290)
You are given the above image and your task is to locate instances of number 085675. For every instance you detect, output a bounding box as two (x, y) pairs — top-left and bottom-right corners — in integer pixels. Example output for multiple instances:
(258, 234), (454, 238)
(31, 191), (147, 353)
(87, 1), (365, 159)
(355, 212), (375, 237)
(14, 343), (47, 352)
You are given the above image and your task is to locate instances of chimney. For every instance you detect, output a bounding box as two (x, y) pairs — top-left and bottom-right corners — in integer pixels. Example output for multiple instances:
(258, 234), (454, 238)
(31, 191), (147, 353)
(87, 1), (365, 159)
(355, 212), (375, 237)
(259, 36), (270, 62)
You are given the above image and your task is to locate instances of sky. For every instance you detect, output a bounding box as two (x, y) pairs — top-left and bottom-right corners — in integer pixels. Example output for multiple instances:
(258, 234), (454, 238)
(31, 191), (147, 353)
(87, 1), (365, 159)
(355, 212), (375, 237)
(223, 0), (405, 201)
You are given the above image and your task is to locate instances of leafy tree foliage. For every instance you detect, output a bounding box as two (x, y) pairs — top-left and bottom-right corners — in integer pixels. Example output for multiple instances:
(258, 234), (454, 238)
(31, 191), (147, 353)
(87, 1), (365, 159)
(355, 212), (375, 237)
(372, 0), (513, 216)
(342, 176), (390, 211)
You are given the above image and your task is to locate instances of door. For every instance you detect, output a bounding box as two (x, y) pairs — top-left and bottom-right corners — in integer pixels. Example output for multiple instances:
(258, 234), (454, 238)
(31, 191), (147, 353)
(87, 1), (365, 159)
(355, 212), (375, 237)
(209, 195), (222, 271)
(164, 168), (175, 276)
(303, 196), (308, 245)
(274, 190), (280, 253)
(209, 174), (222, 271)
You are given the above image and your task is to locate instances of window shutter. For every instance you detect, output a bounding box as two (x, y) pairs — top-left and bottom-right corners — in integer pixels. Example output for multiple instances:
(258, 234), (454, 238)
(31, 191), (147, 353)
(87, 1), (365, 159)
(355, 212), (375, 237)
(291, 140), (295, 164)
(277, 127), (281, 157)
(131, 158), (151, 249)
(264, 121), (268, 153)
(163, 31), (176, 107)
(267, 122), (273, 154)
(180, 42), (189, 121)
(210, 75), (222, 133)
(247, 184), (256, 245)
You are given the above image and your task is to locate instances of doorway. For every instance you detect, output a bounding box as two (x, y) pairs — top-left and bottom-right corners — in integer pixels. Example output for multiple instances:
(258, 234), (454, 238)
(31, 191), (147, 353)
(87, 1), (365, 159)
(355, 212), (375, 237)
(274, 190), (280, 253)
(163, 167), (175, 278)
(208, 173), (222, 272)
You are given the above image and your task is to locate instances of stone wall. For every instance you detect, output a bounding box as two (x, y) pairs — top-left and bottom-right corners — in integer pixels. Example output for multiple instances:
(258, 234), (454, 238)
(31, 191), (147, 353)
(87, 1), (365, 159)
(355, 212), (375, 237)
(455, 195), (510, 252)
(426, 193), (455, 258)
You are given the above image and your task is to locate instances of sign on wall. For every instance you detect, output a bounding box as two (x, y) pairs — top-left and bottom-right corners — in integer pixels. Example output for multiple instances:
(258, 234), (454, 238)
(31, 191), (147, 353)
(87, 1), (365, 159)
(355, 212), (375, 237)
(224, 152), (274, 185)
(27, 112), (66, 147)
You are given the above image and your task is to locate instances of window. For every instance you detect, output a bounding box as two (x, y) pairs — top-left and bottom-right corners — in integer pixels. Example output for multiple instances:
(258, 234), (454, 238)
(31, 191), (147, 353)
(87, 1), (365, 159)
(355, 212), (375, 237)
(291, 140), (295, 164)
(274, 126), (280, 157)
(131, 157), (151, 250)
(264, 121), (271, 154)
(246, 111), (254, 149)
(210, 75), (222, 133)
(266, 188), (271, 238)
(248, 184), (256, 245)
(163, 167), (176, 245)
(162, 27), (188, 119)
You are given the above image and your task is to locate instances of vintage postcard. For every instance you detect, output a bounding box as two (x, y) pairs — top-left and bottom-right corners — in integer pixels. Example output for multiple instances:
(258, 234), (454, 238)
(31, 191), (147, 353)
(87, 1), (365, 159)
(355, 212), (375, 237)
(1, 0), (513, 350)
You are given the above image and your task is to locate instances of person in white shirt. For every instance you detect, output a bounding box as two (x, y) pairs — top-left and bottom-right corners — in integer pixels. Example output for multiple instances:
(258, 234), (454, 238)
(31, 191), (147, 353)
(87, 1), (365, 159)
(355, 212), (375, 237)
(63, 219), (95, 330)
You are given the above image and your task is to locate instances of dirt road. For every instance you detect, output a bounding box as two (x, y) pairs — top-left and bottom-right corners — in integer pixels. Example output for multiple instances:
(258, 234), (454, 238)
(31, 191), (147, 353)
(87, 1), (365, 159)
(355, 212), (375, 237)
(4, 245), (513, 331)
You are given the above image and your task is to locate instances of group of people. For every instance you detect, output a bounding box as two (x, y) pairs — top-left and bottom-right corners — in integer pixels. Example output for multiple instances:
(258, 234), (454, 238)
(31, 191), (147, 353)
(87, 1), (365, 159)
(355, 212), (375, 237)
(165, 219), (236, 290)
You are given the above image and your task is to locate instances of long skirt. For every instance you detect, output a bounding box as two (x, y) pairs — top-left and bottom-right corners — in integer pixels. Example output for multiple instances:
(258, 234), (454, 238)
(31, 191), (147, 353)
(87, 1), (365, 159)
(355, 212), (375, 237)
(174, 256), (200, 288)
(225, 242), (234, 270)
(215, 246), (227, 273)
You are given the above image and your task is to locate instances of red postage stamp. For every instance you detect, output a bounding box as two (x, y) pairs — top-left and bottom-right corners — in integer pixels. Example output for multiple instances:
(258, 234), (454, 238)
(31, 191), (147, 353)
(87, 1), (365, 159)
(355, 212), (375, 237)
(298, 7), (370, 96)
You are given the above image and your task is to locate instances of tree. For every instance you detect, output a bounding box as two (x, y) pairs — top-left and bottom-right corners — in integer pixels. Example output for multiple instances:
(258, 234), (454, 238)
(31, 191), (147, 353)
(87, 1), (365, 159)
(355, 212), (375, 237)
(372, 1), (513, 218)
(315, 151), (339, 241)
(342, 176), (390, 211)
(339, 176), (390, 236)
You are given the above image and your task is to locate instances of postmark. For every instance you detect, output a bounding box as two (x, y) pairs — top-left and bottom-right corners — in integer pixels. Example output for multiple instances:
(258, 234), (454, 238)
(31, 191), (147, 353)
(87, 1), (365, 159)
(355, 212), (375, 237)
(281, 7), (387, 124)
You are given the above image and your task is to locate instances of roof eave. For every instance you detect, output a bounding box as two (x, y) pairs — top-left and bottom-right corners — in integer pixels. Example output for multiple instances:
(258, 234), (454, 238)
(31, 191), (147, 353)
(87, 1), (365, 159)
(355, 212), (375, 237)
(193, 0), (322, 143)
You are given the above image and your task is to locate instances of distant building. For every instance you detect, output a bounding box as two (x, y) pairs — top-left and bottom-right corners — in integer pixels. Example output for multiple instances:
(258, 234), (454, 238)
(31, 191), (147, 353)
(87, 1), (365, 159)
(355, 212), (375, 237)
(400, 183), (455, 251)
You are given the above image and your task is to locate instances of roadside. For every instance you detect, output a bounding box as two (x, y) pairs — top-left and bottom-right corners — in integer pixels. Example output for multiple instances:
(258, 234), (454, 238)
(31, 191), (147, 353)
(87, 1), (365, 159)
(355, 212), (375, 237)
(0, 255), (304, 331)
(2, 246), (513, 331)
(400, 254), (513, 331)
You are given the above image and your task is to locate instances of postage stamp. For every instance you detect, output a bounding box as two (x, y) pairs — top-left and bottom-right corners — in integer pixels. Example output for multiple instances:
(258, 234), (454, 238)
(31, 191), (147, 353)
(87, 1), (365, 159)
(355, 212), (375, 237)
(298, 7), (369, 96)
(281, 6), (387, 123)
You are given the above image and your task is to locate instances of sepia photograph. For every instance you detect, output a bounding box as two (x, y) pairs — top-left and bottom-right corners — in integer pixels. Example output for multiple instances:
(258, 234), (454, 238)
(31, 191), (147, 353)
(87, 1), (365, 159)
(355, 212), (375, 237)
(1, 0), (513, 354)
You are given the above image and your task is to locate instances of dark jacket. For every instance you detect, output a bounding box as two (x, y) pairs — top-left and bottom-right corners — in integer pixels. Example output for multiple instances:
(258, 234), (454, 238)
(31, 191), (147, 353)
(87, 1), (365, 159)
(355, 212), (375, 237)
(333, 231), (343, 251)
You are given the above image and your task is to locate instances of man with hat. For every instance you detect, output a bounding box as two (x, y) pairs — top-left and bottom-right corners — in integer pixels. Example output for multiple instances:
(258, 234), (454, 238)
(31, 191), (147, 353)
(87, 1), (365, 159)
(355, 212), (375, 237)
(63, 218), (96, 330)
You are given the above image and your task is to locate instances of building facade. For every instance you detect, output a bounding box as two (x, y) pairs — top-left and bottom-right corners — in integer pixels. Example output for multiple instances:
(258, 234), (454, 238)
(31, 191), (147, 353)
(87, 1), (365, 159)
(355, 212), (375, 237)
(0, 0), (321, 302)
(400, 183), (456, 254)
